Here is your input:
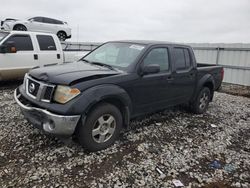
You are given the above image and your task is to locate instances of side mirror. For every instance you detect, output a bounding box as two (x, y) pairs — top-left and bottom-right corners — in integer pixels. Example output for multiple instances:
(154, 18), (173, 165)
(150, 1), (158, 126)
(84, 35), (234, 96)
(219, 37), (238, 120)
(142, 64), (160, 75)
(0, 41), (17, 53)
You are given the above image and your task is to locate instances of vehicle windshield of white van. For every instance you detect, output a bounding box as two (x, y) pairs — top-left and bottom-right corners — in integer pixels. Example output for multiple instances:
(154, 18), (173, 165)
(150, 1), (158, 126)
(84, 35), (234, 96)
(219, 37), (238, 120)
(0, 32), (9, 42)
(82, 42), (145, 69)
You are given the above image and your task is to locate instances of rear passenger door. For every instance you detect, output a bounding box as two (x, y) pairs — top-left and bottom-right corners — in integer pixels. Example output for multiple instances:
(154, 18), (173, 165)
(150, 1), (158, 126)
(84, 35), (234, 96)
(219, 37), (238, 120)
(171, 47), (196, 103)
(36, 35), (63, 66)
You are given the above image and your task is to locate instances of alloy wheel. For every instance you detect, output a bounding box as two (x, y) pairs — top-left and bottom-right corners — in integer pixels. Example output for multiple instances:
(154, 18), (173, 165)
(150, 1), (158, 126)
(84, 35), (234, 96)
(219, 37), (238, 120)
(91, 114), (116, 143)
(199, 92), (209, 110)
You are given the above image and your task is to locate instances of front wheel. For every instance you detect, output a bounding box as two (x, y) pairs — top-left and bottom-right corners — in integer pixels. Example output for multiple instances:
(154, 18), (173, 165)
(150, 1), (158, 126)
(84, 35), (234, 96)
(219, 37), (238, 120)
(13, 25), (27, 31)
(190, 87), (211, 114)
(76, 103), (123, 151)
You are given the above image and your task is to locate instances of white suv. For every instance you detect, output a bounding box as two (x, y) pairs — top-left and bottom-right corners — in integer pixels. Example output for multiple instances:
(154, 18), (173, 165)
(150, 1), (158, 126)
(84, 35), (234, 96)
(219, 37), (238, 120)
(1, 16), (71, 41)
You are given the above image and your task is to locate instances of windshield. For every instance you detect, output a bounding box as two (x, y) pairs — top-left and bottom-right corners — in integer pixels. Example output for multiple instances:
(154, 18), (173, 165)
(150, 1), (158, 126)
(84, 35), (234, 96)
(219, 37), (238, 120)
(82, 42), (145, 70)
(0, 32), (9, 43)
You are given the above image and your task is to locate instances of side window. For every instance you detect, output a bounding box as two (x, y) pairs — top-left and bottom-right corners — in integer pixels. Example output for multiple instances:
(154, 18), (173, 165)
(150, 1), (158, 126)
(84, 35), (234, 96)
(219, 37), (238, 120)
(184, 49), (191, 68)
(173, 48), (192, 71)
(143, 48), (169, 72)
(43, 18), (52, 24)
(4, 35), (33, 51)
(36, 35), (57, 51)
(32, 17), (43, 23)
(53, 19), (63, 25)
(43, 18), (59, 24)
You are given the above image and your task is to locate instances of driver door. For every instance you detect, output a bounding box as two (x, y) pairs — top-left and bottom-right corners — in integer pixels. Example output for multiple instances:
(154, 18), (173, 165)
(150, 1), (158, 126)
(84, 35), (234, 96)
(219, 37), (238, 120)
(0, 34), (36, 80)
(28, 17), (47, 32)
(130, 47), (173, 115)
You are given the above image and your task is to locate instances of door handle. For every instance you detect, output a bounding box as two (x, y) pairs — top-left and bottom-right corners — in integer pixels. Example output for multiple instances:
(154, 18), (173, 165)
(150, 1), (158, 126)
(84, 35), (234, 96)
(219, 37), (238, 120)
(57, 54), (60, 59)
(189, 73), (195, 78)
(34, 54), (38, 60)
(167, 76), (174, 82)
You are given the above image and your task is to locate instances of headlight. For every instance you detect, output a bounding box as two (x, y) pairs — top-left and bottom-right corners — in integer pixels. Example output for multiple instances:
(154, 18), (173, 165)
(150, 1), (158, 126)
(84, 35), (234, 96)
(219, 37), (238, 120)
(53, 85), (80, 104)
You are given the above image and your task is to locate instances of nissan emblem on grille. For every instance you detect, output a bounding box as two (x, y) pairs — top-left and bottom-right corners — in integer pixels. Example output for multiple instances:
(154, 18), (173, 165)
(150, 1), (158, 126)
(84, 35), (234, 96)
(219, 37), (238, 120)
(25, 75), (55, 102)
(28, 83), (35, 93)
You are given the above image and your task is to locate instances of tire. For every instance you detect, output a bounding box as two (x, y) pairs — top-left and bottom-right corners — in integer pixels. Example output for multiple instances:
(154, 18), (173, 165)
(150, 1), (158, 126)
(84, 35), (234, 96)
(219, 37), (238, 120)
(13, 25), (27, 31)
(57, 31), (67, 41)
(76, 103), (123, 151)
(190, 87), (211, 114)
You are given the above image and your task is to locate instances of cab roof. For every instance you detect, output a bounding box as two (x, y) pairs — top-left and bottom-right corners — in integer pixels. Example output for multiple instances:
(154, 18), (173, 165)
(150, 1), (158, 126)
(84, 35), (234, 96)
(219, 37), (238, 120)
(109, 40), (191, 48)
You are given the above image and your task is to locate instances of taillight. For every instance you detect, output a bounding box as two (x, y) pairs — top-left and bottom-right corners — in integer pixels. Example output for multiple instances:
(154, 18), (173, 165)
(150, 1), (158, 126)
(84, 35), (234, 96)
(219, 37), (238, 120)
(221, 68), (224, 81)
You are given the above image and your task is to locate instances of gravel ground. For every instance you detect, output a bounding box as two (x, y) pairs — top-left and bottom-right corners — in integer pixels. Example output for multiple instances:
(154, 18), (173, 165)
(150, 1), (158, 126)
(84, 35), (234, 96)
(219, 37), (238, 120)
(0, 87), (250, 188)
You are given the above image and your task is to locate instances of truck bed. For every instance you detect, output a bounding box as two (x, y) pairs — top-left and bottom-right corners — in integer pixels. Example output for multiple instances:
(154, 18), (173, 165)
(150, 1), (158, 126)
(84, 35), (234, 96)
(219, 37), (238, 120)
(197, 63), (223, 91)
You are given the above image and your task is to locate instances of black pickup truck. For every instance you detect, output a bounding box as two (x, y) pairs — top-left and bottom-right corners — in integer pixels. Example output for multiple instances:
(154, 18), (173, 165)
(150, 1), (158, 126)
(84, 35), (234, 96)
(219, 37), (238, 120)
(15, 40), (224, 151)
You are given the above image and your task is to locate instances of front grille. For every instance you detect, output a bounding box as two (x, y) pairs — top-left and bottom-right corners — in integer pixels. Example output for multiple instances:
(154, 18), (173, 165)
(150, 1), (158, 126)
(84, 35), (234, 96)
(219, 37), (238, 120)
(25, 74), (55, 103)
(27, 79), (40, 97)
(42, 86), (54, 102)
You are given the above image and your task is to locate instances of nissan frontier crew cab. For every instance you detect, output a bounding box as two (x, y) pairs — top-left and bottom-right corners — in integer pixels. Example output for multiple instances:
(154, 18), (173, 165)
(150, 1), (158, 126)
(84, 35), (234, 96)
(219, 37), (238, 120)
(14, 40), (224, 151)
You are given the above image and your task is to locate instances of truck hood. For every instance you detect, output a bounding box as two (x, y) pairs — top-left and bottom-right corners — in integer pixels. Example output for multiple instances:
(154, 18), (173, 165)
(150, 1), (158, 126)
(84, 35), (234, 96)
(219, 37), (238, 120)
(29, 61), (121, 85)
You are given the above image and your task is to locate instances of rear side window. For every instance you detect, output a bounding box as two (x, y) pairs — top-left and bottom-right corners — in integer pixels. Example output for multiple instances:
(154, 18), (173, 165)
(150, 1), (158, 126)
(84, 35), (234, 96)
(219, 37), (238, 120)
(42, 18), (63, 24)
(43, 18), (54, 24)
(184, 49), (191, 68)
(143, 48), (169, 72)
(53, 19), (64, 25)
(173, 48), (191, 71)
(36, 35), (57, 51)
(4, 35), (33, 51)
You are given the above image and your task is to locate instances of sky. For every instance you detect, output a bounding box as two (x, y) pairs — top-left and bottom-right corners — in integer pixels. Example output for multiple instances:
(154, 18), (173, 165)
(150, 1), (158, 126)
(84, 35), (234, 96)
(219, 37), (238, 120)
(0, 0), (250, 43)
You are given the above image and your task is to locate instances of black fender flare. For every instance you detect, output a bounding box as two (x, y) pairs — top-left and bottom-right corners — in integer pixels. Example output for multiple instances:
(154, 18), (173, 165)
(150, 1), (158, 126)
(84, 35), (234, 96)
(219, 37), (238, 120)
(71, 84), (132, 127)
(191, 74), (215, 102)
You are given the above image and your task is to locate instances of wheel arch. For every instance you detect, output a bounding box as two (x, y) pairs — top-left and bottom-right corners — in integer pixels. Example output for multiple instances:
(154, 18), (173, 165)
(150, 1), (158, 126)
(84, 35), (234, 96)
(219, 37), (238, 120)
(191, 74), (215, 102)
(86, 97), (130, 129)
(13, 24), (27, 30)
(57, 30), (67, 36)
(203, 81), (214, 101)
(73, 84), (132, 129)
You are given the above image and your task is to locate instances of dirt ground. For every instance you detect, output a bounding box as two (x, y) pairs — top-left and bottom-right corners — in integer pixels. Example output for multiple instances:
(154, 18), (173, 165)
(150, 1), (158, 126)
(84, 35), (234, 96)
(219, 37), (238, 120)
(220, 83), (250, 98)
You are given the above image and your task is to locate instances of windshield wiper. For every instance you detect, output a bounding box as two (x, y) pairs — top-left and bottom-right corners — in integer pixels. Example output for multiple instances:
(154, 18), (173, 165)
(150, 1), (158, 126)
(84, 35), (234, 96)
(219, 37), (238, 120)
(81, 59), (90, 63)
(81, 59), (115, 70)
(90, 61), (115, 70)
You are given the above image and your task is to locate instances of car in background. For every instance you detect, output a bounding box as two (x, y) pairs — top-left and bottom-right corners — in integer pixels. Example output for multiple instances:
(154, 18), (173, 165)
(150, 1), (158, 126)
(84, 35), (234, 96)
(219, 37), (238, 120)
(1, 16), (71, 41)
(0, 31), (88, 81)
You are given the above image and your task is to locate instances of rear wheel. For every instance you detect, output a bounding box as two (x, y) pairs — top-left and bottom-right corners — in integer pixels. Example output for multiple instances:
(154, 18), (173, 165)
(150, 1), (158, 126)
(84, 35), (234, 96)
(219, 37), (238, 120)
(57, 31), (67, 41)
(190, 87), (211, 114)
(13, 25), (27, 31)
(76, 103), (122, 151)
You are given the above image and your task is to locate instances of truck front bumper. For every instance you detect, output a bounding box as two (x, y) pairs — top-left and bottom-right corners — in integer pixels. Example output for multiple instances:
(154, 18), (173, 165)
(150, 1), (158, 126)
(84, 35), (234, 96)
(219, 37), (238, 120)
(14, 89), (81, 136)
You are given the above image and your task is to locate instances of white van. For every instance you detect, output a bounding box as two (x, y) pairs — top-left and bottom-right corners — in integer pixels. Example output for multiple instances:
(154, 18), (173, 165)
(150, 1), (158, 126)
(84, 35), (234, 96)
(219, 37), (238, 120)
(0, 31), (88, 81)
